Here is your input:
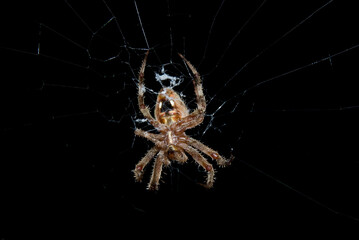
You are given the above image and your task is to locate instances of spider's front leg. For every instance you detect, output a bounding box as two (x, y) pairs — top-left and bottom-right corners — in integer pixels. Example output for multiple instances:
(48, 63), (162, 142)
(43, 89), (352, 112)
(133, 146), (159, 182)
(147, 151), (167, 191)
(180, 143), (215, 188)
(186, 137), (233, 167)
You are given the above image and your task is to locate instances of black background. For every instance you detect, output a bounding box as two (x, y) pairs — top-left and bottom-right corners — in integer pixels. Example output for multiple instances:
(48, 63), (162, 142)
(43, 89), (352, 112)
(1, 0), (359, 238)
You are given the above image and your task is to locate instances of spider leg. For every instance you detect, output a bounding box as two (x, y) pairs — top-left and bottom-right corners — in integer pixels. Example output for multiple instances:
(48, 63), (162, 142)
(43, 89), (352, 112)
(133, 146), (159, 182)
(178, 53), (206, 113)
(173, 112), (205, 133)
(135, 128), (164, 148)
(178, 53), (206, 130)
(180, 143), (215, 189)
(138, 51), (162, 130)
(147, 151), (166, 191)
(186, 137), (233, 167)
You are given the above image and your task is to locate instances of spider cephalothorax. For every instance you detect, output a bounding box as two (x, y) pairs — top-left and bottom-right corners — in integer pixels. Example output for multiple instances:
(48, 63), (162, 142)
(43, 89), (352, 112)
(133, 51), (233, 190)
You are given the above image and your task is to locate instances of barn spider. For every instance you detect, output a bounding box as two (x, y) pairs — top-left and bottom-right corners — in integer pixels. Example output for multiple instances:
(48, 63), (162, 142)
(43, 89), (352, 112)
(133, 51), (233, 190)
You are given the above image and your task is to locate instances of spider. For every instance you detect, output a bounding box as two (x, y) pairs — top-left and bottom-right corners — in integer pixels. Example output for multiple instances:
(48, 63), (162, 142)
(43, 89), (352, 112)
(133, 51), (233, 190)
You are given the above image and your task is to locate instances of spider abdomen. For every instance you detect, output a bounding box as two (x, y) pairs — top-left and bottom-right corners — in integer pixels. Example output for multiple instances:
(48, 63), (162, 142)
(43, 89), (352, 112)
(155, 88), (189, 125)
(158, 111), (181, 125)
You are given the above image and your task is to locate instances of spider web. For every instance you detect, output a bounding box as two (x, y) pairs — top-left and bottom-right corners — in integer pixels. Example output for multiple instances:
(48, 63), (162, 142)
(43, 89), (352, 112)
(1, 0), (359, 237)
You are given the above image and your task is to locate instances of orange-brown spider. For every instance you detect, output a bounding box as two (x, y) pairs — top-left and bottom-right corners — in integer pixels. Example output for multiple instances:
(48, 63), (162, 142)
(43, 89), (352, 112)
(133, 51), (233, 190)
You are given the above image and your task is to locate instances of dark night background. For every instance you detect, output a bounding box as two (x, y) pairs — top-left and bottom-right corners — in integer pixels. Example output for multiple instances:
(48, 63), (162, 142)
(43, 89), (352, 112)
(1, 0), (359, 238)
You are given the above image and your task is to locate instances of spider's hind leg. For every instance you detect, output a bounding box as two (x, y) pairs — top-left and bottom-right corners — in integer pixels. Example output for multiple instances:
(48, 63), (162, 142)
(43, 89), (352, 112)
(137, 51), (162, 129)
(178, 53), (206, 114)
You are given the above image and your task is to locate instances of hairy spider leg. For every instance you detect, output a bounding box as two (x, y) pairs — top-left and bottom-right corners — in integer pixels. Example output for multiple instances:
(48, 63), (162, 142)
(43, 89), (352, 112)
(173, 112), (205, 133)
(138, 50), (162, 130)
(134, 128), (163, 145)
(133, 146), (159, 182)
(177, 53), (206, 130)
(186, 137), (233, 166)
(178, 53), (206, 113)
(180, 143), (215, 188)
(147, 151), (167, 190)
